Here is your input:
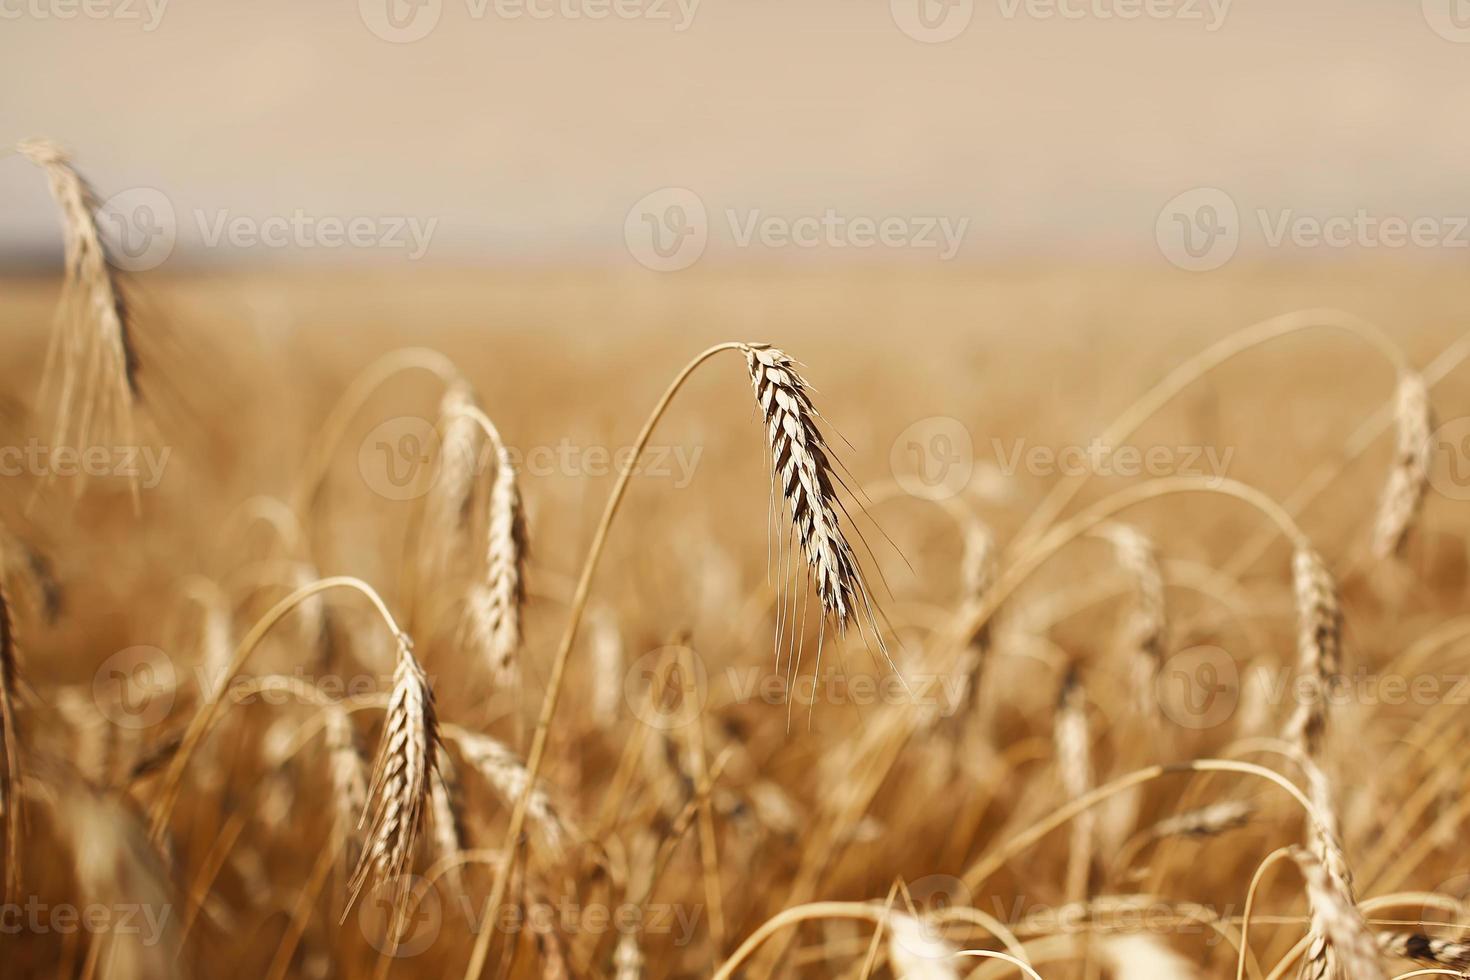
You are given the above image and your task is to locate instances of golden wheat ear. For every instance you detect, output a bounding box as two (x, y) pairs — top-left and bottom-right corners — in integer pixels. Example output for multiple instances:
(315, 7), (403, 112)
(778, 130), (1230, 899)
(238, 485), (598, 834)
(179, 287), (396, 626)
(17, 139), (142, 501)
(741, 344), (891, 674)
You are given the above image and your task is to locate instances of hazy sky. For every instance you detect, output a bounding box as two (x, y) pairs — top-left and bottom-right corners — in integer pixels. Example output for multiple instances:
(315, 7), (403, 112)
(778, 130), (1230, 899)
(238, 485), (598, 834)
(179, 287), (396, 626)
(4, 0), (1470, 267)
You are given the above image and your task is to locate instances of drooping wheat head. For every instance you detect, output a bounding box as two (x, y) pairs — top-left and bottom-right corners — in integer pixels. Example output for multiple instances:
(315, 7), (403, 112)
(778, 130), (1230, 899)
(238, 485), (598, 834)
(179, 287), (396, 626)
(465, 438), (528, 688)
(17, 139), (140, 492)
(740, 344), (881, 665)
(348, 633), (438, 914)
(1099, 523), (1167, 718)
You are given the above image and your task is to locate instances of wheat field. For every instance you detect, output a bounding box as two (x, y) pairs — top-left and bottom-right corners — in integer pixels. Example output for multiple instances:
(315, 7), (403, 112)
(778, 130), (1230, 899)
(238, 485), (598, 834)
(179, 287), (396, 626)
(4, 152), (1470, 980)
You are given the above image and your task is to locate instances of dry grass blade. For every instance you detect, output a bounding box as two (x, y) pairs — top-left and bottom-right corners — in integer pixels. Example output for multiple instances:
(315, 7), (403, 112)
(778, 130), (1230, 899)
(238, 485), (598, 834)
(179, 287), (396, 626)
(347, 633), (438, 914)
(1371, 371), (1433, 559)
(17, 139), (140, 493)
(1288, 845), (1386, 980)
(741, 343), (881, 662)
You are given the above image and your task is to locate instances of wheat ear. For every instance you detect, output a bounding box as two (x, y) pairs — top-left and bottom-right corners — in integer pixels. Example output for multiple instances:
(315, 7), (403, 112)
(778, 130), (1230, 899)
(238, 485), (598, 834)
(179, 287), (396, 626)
(1288, 845), (1386, 980)
(1099, 523), (1167, 717)
(427, 749), (467, 894)
(1147, 800), (1254, 840)
(1056, 668), (1094, 905)
(17, 139), (140, 491)
(742, 344), (881, 660)
(1377, 932), (1470, 972)
(1371, 371), (1433, 559)
(347, 633), (438, 913)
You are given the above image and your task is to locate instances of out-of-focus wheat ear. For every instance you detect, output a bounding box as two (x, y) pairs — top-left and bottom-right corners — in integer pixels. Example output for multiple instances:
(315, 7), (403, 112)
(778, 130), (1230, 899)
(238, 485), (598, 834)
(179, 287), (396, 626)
(1101, 934), (1202, 979)
(1098, 523), (1167, 719)
(1145, 800), (1254, 841)
(1288, 545), (1341, 760)
(347, 633), (438, 918)
(534, 912), (572, 980)
(61, 780), (184, 979)
(17, 139), (140, 496)
(427, 748), (466, 895)
(442, 723), (567, 860)
(324, 705), (368, 870)
(1372, 371), (1433, 560)
(613, 932), (644, 980)
(435, 381), (481, 532)
(0, 573), (21, 902)
(1288, 845), (1386, 980)
(740, 344), (884, 671)
(1055, 668), (1094, 905)
(887, 914), (961, 980)
(1378, 932), (1470, 972)
(588, 603), (624, 727)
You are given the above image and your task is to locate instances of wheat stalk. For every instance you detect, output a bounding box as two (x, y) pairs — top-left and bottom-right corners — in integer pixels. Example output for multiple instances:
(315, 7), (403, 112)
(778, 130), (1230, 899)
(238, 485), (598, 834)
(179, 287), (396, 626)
(0, 571), (20, 901)
(347, 633), (438, 914)
(17, 139), (140, 497)
(1371, 371), (1433, 559)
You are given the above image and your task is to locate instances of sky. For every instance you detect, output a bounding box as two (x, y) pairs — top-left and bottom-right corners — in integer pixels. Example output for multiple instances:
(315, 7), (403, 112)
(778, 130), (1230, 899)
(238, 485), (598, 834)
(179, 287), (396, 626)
(4, 0), (1470, 268)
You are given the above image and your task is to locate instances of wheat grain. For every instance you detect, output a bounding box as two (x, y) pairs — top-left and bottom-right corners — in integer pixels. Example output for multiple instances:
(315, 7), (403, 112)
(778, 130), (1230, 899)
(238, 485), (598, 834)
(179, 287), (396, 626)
(1372, 371), (1433, 559)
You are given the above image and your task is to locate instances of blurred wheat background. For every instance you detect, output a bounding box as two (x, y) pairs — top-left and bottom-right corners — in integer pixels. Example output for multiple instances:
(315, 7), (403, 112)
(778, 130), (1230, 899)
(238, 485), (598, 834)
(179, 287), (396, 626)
(5, 2), (1470, 979)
